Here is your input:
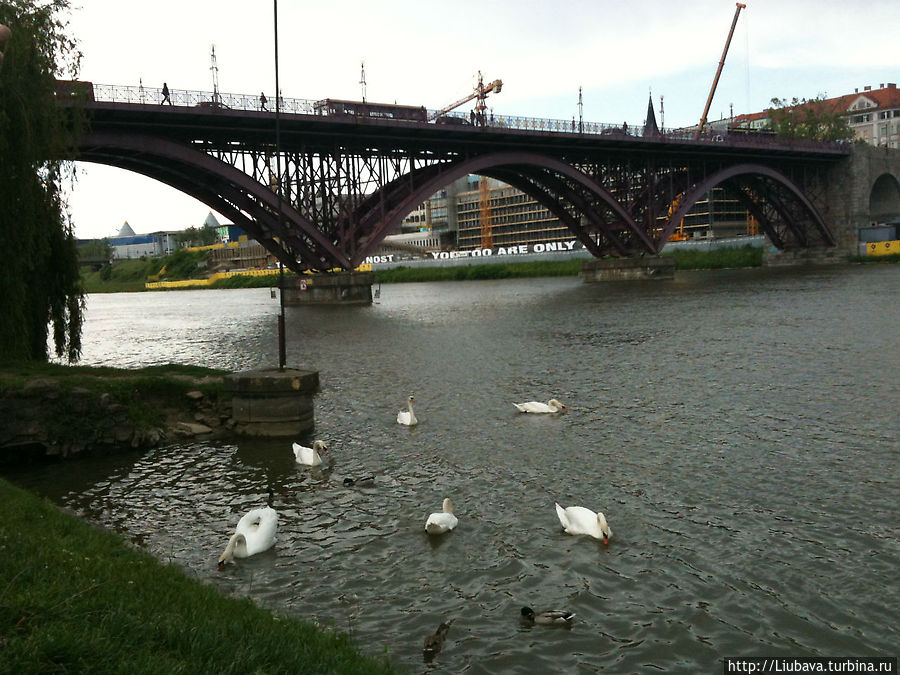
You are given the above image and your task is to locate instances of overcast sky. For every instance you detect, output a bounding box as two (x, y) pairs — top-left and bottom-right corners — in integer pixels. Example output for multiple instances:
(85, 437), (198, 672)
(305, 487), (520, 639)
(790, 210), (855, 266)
(62, 0), (900, 240)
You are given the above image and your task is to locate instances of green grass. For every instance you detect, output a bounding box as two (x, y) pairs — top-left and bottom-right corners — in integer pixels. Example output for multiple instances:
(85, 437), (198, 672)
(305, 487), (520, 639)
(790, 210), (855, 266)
(80, 273), (147, 294)
(373, 259), (584, 283)
(208, 273), (285, 289)
(0, 361), (227, 389)
(661, 244), (763, 269)
(81, 250), (209, 293)
(849, 252), (900, 264)
(0, 478), (399, 674)
(371, 248), (765, 283)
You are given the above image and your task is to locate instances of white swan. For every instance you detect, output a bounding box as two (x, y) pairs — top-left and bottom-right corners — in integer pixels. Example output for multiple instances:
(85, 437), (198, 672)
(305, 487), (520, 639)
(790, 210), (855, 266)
(292, 440), (327, 466)
(513, 398), (567, 414)
(397, 395), (418, 426)
(555, 502), (612, 544)
(425, 497), (458, 535)
(218, 505), (278, 568)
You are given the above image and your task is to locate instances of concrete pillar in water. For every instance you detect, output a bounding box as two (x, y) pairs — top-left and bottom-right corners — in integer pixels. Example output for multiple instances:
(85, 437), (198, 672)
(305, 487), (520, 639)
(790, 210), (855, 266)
(283, 271), (374, 305)
(581, 257), (675, 281)
(224, 368), (319, 437)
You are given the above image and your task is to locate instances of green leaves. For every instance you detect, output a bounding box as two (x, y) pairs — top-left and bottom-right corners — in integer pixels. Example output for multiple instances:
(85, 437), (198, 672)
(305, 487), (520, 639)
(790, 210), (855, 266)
(0, 0), (85, 363)
(766, 96), (854, 142)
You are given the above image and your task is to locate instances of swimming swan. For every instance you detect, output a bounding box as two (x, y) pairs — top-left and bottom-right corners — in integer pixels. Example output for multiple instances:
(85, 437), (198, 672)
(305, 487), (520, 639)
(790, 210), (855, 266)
(397, 395), (418, 426)
(555, 502), (612, 544)
(218, 505), (278, 568)
(425, 497), (458, 535)
(293, 440), (328, 466)
(513, 399), (567, 414)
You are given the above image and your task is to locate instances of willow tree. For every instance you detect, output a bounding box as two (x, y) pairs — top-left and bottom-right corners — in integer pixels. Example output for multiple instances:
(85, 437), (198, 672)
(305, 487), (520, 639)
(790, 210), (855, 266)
(0, 0), (86, 362)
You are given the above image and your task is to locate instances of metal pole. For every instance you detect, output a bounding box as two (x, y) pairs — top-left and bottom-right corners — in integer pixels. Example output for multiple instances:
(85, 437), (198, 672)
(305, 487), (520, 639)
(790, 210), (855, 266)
(274, 0), (286, 370)
(578, 86), (583, 133)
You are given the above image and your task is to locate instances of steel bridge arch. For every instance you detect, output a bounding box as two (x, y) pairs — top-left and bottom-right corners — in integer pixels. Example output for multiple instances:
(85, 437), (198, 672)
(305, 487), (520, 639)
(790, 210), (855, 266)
(76, 130), (351, 272)
(76, 132), (836, 270)
(351, 151), (655, 266)
(662, 163), (834, 250)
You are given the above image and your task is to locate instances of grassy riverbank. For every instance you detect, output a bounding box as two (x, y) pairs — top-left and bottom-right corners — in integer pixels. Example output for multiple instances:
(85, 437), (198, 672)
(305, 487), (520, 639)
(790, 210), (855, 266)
(82, 244), (896, 292)
(373, 258), (584, 283)
(0, 362), (239, 465)
(0, 361), (228, 432)
(372, 245), (764, 283)
(0, 478), (398, 674)
(665, 244), (763, 269)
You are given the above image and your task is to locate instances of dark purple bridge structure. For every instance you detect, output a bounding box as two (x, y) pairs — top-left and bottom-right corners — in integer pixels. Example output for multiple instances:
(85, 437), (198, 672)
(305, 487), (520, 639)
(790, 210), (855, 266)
(63, 82), (854, 274)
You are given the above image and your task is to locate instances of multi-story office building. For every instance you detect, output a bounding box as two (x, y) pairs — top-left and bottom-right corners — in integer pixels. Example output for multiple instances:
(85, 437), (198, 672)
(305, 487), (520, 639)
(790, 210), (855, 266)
(398, 175), (568, 252)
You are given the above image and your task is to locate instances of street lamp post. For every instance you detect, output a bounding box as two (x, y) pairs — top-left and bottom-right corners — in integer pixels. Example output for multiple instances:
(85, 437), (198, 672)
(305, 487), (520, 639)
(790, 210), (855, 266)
(273, 0), (286, 370)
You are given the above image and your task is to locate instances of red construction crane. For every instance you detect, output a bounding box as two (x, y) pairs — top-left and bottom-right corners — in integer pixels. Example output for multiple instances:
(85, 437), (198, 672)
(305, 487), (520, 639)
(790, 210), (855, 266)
(695, 3), (746, 139)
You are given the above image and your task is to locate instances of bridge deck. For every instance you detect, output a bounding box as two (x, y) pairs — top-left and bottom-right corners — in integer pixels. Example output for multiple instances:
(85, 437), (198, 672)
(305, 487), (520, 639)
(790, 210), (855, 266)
(61, 82), (850, 163)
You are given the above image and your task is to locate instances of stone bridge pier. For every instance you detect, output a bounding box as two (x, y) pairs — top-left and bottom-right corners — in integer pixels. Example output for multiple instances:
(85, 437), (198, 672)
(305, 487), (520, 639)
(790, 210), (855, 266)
(768, 145), (900, 264)
(829, 145), (900, 251)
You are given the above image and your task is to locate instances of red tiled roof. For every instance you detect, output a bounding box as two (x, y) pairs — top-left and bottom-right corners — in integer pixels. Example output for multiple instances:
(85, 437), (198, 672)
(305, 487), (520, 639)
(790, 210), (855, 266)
(735, 83), (900, 122)
(831, 84), (900, 113)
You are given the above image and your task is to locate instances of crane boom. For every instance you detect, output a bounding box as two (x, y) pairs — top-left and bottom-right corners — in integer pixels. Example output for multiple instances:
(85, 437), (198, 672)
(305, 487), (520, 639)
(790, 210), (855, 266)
(429, 71), (503, 122)
(695, 2), (746, 139)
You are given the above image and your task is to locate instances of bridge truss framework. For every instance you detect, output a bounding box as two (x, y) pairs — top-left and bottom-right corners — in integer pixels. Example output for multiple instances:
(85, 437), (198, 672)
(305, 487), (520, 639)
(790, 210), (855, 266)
(71, 92), (848, 274)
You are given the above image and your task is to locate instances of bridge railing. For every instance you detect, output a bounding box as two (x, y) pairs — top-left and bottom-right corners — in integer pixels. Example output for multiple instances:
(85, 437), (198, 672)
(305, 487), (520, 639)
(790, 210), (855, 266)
(90, 83), (320, 114)
(82, 82), (848, 152)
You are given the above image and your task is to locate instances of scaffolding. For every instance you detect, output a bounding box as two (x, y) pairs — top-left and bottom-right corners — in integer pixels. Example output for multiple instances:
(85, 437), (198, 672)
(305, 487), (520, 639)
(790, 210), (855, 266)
(479, 176), (493, 248)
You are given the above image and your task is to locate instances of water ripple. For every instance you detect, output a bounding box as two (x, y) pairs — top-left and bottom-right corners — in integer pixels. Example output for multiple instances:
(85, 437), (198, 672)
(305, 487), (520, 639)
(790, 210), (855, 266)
(12, 268), (899, 672)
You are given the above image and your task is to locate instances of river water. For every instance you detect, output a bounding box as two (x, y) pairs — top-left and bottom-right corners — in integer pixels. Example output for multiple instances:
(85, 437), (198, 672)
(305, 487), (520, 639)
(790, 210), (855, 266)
(8, 266), (899, 673)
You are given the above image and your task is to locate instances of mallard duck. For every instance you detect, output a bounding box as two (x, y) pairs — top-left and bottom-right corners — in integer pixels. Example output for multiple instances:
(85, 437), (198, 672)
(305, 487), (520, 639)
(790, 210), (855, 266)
(555, 502), (612, 544)
(513, 398), (567, 414)
(425, 498), (458, 535)
(423, 619), (453, 657)
(292, 440), (327, 466)
(397, 395), (417, 426)
(520, 606), (575, 626)
(343, 475), (375, 487)
(217, 504), (278, 569)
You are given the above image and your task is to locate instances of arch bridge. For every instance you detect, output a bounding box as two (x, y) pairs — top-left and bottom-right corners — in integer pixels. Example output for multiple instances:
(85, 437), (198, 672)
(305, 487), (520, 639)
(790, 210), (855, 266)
(63, 83), (856, 274)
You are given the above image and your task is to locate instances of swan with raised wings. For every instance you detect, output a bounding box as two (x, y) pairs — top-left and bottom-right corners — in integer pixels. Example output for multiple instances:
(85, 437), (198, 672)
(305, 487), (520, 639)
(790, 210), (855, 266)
(555, 502), (611, 544)
(425, 497), (458, 535)
(513, 399), (567, 414)
(218, 504), (279, 568)
(397, 395), (417, 426)
(292, 440), (328, 466)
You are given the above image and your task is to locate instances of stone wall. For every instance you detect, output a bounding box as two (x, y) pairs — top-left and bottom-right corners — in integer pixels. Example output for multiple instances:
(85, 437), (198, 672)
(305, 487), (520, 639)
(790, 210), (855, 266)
(0, 378), (231, 463)
(283, 271), (373, 305)
(825, 144), (900, 256)
(581, 256), (675, 281)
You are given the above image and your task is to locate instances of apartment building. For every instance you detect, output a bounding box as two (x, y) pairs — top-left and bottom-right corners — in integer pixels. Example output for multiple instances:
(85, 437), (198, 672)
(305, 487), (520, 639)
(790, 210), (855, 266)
(733, 82), (900, 148)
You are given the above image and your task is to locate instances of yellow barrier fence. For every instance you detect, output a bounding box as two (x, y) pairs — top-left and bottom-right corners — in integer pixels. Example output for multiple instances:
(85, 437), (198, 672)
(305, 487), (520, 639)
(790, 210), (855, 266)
(866, 240), (900, 256)
(145, 264), (372, 289)
(146, 268), (281, 289)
